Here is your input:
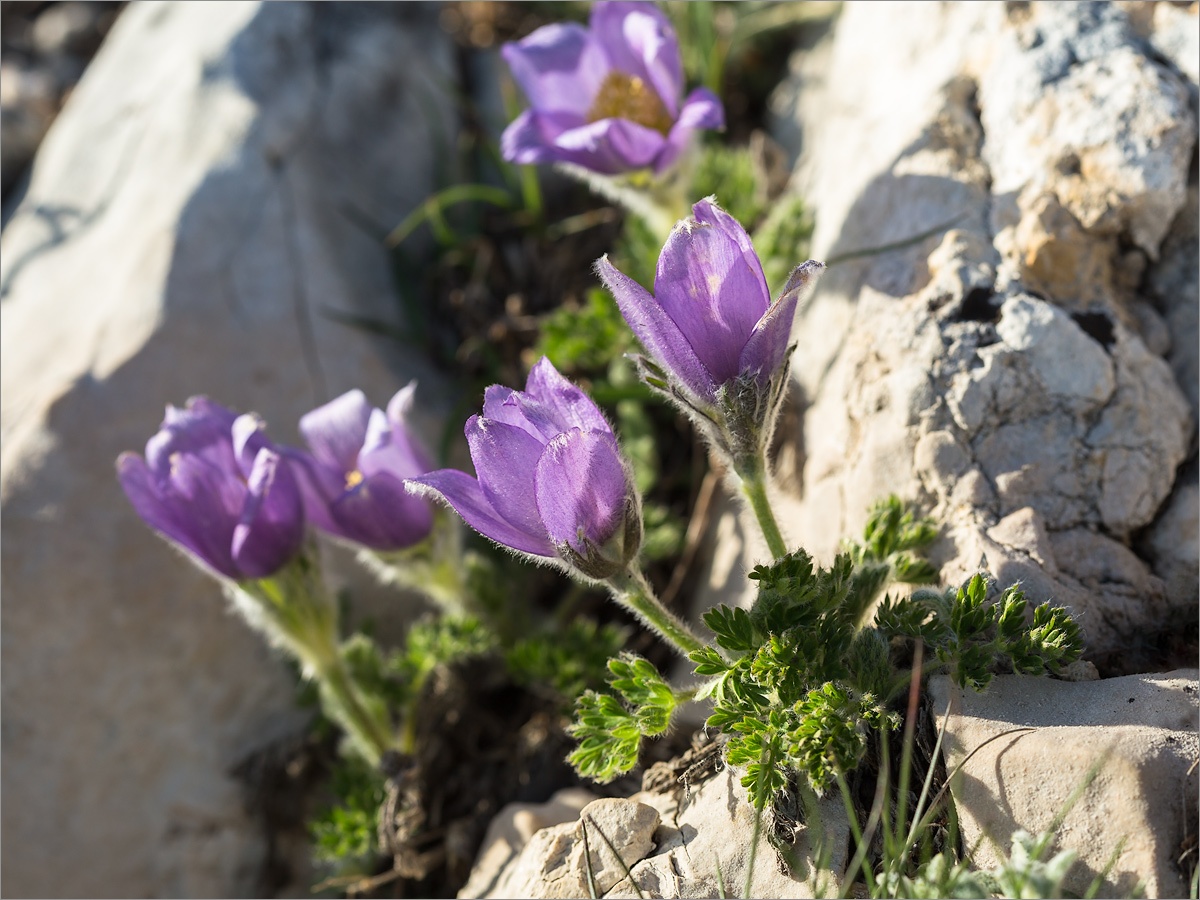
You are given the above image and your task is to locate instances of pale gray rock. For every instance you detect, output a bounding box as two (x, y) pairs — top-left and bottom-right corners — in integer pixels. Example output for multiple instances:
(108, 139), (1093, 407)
(930, 670), (1200, 899)
(458, 789), (599, 900)
(766, 0), (1196, 661)
(465, 766), (849, 900)
(0, 3), (455, 897)
(1142, 460), (1200, 610)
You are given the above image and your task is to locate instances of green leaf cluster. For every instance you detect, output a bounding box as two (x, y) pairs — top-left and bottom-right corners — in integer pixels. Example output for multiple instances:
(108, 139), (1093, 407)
(309, 754), (387, 864)
(505, 619), (629, 704)
(882, 575), (1083, 692)
(567, 653), (684, 783)
(341, 616), (498, 714)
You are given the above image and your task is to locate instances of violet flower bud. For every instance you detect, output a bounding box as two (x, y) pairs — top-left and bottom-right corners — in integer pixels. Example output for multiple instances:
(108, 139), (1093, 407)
(597, 197), (824, 464)
(117, 397), (305, 580)
(500, 0), (724, 175)
(287, 384), (436, 552)
(406, 357), (641, 580)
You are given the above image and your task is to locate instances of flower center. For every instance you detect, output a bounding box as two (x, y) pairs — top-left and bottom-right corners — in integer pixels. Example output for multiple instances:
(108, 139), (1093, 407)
(587, 71), (673, 135)
(345, 469), (365, 491)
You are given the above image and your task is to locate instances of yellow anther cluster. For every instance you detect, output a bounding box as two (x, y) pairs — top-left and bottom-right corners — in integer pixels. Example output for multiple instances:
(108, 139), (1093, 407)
(587, 71), (672, 135)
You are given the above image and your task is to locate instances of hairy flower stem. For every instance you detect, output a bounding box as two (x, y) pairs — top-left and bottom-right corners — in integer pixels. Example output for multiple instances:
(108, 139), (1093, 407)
(737, 453), (789, 561)
(359, 514), (471, 617)
(232, 555), (396, 766)
(608, 567), (704, 656)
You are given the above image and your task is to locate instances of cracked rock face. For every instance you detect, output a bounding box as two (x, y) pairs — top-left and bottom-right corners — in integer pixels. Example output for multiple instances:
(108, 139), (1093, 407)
(461, 765), (849, 900)
(0, 3), (455, 897)
(930, 670), (1200, 899)
(772, 0), (1197, 663)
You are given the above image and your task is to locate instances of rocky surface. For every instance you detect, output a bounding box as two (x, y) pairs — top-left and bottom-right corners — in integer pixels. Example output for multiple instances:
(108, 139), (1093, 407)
(764, 0), (1197, 664)
(461, 755), (849, 900)
(0, 3), (456, 896)
(930, 669), (1200, 898)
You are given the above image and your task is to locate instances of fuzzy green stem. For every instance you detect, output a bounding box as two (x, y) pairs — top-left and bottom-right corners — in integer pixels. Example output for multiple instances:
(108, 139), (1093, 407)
(607, 567), (704, 657)
(738, 454), (788, 560)
(312, 649), (395, 766)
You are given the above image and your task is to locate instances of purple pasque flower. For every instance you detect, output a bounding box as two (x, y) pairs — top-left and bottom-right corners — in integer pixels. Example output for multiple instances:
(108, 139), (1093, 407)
(501, 1), (724, 175)
(288, 384), (435, 552)
(118, 398), (305, 580)
(597, 199), (824, 459)
(407, 357), (641, 579)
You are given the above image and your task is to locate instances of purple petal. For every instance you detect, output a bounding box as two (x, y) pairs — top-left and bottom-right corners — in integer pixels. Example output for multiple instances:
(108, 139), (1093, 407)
(590, 1), (682, 113)
(524, 357), (613, 435)
(232, 447), (305, 578)
(596, 254), (718, 402)
(501, 22), (610, 117)
(299, 389), (372, 472)
(145, 398), (238, 477)
(534, 429), (627, 552)
(466, 415), (550, 544)
(117, 452), (238, 578)
(655, 87), (725, 173)
(358, 408), (429, 481)
(501, 109), (580, 166)
(481, 384), (546, 440)
(328, 472), (434, 551)
(653, 207), (772, 384)
(551, 117), (667, 174)
(407, 469), (556, 557)
(231, 413), (270, 477)
(385, 383), (434, 474)
(740, 260), (826, 386)
(283, 448), (344, 535)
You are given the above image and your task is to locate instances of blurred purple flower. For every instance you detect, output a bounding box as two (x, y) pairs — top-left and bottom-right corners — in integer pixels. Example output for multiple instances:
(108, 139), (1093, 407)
(288, 384), (436, 552)
(407, 357), (640, 579)
(117, 398), (305, 580)
(597, 197), (825, 413)
(501, 0), (724, 175)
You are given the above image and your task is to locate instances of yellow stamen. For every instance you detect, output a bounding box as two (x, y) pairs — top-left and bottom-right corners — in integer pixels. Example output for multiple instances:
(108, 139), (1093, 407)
(345, 469), (365, 490)
(587, 71), (673, 135)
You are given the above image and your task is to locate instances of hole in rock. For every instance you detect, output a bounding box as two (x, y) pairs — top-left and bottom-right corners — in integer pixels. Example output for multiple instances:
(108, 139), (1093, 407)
(956, 287), (1000, 323)
(1071, 311), (1115, 350)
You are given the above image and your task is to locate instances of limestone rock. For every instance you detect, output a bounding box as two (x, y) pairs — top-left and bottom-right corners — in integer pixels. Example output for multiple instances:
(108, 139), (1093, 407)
(0, 3), (455, 897)
(930, 670), (1200, 899)
(462, 764), (849, 900)
(458, 789), (599, 900)
(767, 0), (1196, 660)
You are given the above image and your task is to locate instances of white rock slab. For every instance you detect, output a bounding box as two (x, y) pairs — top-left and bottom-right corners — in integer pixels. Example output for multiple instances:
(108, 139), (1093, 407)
(930, 670), (1199, 899)
(0, 3), (455, 896)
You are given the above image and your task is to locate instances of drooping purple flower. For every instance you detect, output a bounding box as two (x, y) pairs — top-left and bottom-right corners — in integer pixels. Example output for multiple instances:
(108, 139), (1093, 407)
(597, 197), (825, 413)
(501, 1), (724, 175)
(117, 397), (305, 580)
(406, 357), (641, 579)
(287, 384), (436, 552)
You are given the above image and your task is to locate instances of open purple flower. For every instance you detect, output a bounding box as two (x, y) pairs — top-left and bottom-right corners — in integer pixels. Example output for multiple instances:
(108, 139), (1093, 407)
(406, 357), (640, 579)
(501, 1), (724, 175)
(598, 198), (825, 413)
(117, 397), (305, 580)
(287, 384), (435, 552)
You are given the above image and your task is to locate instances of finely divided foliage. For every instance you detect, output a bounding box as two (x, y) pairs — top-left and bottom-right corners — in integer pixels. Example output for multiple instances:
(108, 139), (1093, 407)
(565, 497), (1083, 811)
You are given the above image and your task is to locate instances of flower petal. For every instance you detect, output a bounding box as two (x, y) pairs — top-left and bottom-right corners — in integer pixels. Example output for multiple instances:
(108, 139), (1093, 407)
(655, 87), (725, 172)
(524, 357), (613, 435)
(740, 260), (826, 386)
(283, 447), (344, 535)
(385, 382), (434, 474)
(501, 109), (580, 167)
(117, 452), (238, 578)
(299, 389), (372, 472)
(407, 469), (555, 557)
(596, 254), (717, 402)
(145, 397), (238, 477)
(653, 205), (772, 383)
(359, 408), (428, 481)
(552, 117), (667, 174)
(232, 447), (305, 578)
(501, 22), (609, 117)
(535, 429), (628, 552)
(466, 415), (549, 545)
(590, 1), (682, 114)
(328, 472), (434, 551)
